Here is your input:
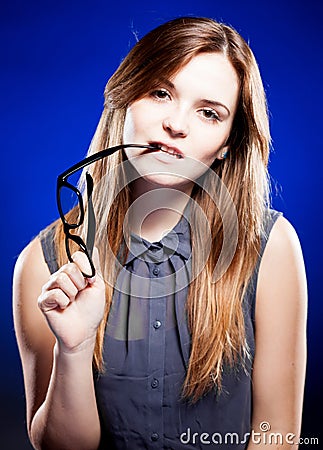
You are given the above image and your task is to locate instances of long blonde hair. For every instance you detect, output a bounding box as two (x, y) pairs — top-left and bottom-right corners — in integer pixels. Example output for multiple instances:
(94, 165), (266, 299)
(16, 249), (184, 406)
(54, 17), (270, 402)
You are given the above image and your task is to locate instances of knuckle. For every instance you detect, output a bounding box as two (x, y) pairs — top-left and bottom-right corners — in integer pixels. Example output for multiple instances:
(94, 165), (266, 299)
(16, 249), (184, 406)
(37, 292), (45, 308)
(72, 250), (86, 263)
(66, 263), (87, 289)
(41, 281), (50, 294)
(56, 271), (69, 285)
(69, 284), (78, 299)
(38, 291), (53, 311)
(68, 262), (83, 278)
(39, 288), (69, 310)
(42, 270), (67, 292)
(57, 264), (82, 285)
(61, 259), (84, 280)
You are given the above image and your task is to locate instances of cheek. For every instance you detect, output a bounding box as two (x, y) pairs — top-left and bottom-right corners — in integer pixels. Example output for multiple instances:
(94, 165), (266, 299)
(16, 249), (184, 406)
(123, 101), (149, 142)
(194, 127), (230, 165)
(196, 144), (220, 167)
(123, 109), (136, 142)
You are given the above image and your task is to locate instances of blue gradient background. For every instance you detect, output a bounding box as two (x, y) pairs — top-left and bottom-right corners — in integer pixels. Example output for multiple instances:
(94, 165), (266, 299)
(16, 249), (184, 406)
(1, 0), (322, 448)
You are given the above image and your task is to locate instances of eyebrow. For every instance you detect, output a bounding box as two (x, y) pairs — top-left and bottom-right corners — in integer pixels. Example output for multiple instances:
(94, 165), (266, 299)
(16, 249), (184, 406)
(159, 78), (231, 117)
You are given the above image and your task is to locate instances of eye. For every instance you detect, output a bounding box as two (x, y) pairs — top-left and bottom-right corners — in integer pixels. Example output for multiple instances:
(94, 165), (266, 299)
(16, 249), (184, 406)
(150, 88), (171, 101)
(199, 108), (221, 122)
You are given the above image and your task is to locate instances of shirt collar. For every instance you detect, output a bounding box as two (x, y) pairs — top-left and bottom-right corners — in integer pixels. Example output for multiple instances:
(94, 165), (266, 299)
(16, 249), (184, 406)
(124, 212), (191, 266)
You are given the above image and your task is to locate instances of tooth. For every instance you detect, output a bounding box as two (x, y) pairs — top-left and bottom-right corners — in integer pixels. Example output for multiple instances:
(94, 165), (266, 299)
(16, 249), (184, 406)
(156, 144), (182, 158)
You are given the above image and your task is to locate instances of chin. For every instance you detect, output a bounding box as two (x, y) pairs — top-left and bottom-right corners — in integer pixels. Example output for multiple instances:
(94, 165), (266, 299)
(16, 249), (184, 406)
(139, 173), (193, 192)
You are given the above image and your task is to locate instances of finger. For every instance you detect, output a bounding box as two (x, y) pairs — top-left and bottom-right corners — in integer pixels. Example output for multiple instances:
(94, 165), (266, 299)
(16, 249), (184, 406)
(92, 246), (102, 276)
(71, 250), (94, 280)
(58, 262), (88, 291)
(43, 262), (87, 294)
(43, 271), (79, 301)
(85, 247), (104, 285)
(38, 288), (70, 312)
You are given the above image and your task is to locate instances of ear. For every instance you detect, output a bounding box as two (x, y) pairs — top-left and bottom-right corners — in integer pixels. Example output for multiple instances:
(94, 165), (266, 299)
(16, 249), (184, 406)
(217, 144), (230, 160)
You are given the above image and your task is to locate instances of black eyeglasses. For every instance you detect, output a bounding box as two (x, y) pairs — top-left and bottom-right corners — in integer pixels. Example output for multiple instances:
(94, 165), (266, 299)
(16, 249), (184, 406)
(57, 143), (160, 278)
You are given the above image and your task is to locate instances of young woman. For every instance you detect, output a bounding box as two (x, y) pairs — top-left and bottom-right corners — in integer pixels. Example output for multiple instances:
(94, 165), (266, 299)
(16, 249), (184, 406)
(13, 17), (307, 450)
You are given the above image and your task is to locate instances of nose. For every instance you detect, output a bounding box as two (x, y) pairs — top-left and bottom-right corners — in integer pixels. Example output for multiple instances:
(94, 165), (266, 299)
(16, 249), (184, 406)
(162, 110), (189, 138)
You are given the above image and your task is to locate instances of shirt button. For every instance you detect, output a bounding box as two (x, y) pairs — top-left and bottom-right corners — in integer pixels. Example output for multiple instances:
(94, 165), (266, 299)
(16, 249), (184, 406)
(151, 378), (159, 389)
(151, 432), (159, 441)
(153, 320), (162, 329)
(153, 267), (160, 276)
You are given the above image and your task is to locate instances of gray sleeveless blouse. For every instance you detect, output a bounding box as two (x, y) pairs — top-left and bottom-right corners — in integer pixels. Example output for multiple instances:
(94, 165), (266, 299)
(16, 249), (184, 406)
(39, 208), (282, 450)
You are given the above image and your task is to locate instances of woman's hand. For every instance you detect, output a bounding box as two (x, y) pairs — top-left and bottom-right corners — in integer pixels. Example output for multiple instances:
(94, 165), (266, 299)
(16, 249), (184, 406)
(38, 247), (106, 354)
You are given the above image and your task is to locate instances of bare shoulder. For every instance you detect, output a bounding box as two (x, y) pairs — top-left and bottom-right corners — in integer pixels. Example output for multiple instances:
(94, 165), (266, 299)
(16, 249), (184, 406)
(257, 215), (307, 300)
(13, 236), (55, 356)
(13, 236), (50, 311)
(14, 235), (50, 278)
(263, 214), (305, 261)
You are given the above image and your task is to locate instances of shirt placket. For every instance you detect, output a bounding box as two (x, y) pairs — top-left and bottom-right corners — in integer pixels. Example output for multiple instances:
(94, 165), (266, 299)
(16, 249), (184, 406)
(147, 250), (167, 446)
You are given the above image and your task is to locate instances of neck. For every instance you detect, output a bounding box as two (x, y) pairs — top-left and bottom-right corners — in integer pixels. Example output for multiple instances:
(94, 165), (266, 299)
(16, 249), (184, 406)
(128, 178), (193, 242)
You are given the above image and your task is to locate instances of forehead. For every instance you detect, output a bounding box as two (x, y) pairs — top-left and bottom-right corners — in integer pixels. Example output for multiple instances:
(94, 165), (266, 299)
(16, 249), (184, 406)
(170, 52), (240, 111)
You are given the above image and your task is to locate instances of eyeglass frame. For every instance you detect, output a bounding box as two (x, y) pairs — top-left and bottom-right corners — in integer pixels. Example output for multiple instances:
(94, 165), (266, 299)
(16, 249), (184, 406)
(56, 143), (160, 278)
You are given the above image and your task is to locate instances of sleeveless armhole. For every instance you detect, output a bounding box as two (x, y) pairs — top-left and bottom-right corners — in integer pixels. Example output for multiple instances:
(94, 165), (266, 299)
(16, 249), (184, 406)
(249, 209), (283, 325)
(38, 226), (59, 275)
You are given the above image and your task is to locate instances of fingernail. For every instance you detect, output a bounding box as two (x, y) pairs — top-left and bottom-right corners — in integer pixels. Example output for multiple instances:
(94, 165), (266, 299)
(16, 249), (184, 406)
(87, 276), (96, 284)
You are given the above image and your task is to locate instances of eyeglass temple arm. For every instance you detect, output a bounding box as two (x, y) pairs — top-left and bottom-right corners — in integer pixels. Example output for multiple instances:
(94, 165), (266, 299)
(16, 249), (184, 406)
(57, 143), (161, 181)
(85, 172), (96, 259)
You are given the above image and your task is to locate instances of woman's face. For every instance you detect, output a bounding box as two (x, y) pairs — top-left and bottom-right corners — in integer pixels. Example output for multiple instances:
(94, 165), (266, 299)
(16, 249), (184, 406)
(123, 52), (240, 193)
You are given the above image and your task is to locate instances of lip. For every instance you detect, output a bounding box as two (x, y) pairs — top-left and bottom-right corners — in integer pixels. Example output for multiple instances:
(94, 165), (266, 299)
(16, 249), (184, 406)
(148, 141), (184, 159)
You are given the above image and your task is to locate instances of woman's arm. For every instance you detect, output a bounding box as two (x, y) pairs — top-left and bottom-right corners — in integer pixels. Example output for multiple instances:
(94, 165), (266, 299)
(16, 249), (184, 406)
(13, 238), (105, 450)
(248, 216), (307, 449)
